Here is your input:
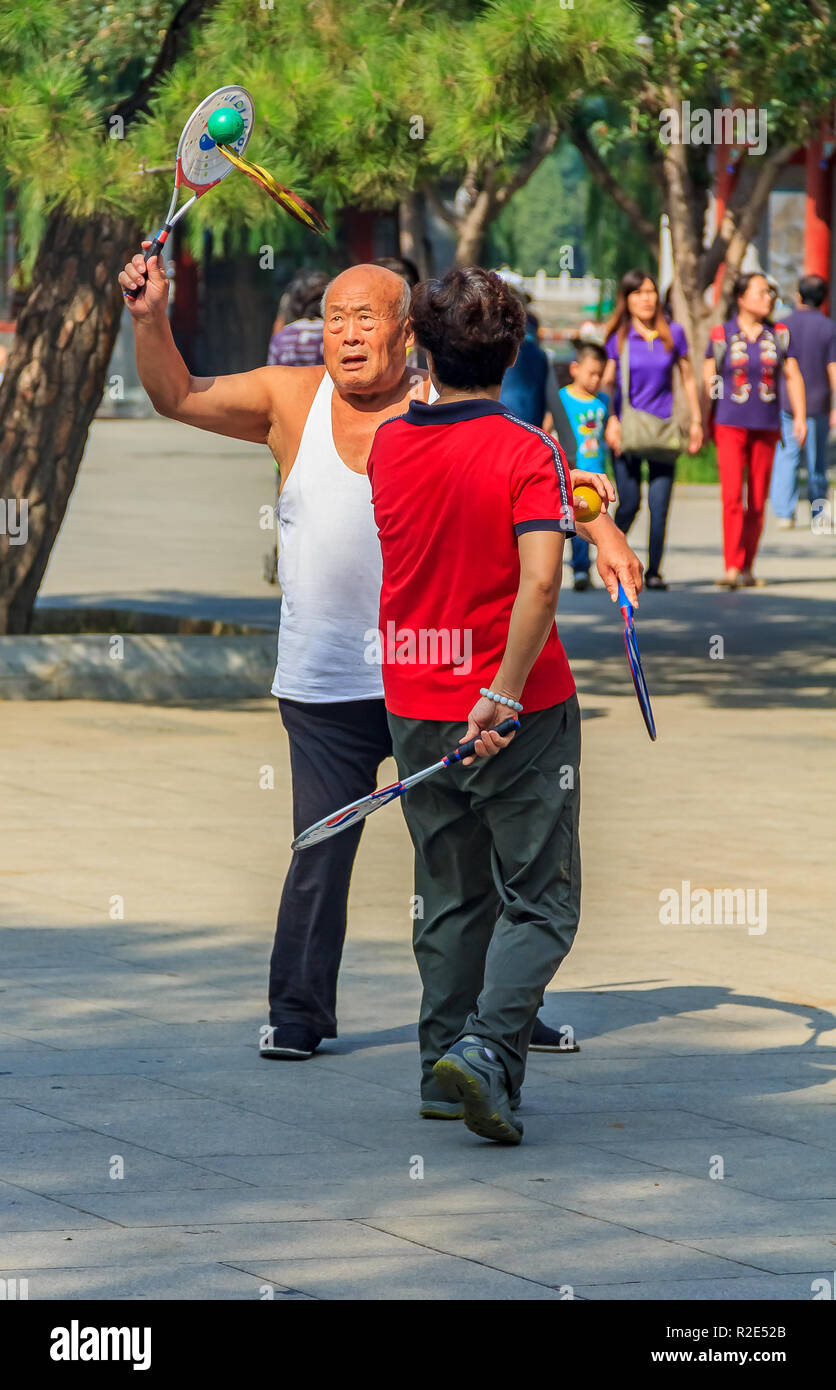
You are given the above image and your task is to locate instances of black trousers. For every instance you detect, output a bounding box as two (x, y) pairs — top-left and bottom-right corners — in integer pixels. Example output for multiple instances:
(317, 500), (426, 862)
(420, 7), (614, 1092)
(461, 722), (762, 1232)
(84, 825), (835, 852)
(268, 697), (393, 1034)
(613, 453), (675, 578)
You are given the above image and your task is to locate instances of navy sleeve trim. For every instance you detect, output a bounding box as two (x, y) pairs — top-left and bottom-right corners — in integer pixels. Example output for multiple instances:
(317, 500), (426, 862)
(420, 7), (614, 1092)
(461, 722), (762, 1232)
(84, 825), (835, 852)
(515, 519), (575, 536)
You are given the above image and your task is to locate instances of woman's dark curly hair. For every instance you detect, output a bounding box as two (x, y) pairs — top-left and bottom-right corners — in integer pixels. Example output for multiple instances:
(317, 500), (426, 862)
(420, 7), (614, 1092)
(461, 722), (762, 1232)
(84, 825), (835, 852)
(410, 267), (526, 389)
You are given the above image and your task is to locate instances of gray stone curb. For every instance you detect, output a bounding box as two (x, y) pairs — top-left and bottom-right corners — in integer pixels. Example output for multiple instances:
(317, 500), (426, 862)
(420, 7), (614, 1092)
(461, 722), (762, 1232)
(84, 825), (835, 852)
(0, 634), (277, 701)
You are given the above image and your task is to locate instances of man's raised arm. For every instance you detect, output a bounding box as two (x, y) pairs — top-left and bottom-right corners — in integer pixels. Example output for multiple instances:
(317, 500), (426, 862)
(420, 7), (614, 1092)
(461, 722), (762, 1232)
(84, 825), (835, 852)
(119, 246), (277, 446)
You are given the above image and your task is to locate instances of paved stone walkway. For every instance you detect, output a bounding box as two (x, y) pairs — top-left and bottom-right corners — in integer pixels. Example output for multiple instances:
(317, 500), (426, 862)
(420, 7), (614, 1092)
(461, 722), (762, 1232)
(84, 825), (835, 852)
(0, 418), (834, 1299)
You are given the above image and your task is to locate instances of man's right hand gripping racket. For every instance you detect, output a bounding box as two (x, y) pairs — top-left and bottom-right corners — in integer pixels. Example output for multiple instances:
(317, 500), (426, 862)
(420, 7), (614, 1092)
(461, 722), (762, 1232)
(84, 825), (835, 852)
(124, 86), (255, 301)
(291, 716), (520, 851)
(618, 582), (657, 741)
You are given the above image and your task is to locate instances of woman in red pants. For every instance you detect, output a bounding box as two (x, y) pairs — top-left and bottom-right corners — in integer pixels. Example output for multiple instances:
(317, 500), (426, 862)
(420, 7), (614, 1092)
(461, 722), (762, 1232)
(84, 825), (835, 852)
(704, 272), (807, 588)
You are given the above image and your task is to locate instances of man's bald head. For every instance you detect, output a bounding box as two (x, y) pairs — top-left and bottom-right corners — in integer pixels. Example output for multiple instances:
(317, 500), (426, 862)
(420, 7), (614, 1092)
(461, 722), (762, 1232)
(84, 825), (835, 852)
(321, 263), (415, 397)
(321, 263), (411, 324)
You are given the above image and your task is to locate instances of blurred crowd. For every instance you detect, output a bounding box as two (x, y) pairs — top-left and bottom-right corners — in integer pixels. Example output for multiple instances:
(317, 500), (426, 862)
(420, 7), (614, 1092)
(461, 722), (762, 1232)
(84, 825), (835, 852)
(268, 259), (835, 590)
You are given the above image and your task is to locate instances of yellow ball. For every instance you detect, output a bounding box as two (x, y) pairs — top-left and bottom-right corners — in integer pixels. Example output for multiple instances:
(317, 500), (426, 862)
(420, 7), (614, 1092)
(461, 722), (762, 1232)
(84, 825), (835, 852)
(573, 483), (602, 521)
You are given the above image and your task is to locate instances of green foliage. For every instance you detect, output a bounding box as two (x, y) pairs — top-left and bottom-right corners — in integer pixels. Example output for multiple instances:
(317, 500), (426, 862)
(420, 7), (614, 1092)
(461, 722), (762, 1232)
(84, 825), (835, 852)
(642, 0), (836, 146)
(584, 134), (662, 282)
(416, 0), (640, 185)
(674, 442), (718, 484)
(487, 142), (588, 275)
(0, 0), (641, 260)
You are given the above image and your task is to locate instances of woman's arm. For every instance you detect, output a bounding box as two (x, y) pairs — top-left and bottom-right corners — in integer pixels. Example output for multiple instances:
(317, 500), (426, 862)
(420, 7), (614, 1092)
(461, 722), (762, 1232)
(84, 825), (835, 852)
(458, 530), (563, 761)
(601, 357), (621, 455)
(677, 356), (704, 453)
(783, 357), (808, 445)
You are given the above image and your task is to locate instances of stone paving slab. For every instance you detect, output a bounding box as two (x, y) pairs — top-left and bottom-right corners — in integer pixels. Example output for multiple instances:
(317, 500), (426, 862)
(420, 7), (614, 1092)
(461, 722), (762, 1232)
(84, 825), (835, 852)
(0, 1181), (115, 1234)
(0, 1262), (313, 1300)
(676, 1232), (836, 1275)
(0, 1219), (439, 1270)
(575, 1272), (822, 1300)
(231, 1252), (568, 1300)
(49, 1179), (546, 1227)
(362, 1208), (760, 1286)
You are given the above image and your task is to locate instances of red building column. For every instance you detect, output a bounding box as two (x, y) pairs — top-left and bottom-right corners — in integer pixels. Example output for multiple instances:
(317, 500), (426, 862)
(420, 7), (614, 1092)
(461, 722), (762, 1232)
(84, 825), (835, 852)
(804, 137), (833, 306)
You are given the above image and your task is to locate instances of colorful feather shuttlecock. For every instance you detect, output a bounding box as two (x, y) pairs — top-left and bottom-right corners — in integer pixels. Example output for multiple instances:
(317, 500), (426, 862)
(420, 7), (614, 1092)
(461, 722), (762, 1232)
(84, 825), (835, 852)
(216, 145), (329, 234)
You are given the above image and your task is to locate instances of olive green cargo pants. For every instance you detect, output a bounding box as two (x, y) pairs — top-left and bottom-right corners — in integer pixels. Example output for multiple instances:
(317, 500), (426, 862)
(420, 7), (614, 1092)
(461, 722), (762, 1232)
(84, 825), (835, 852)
(388, 695), (581, 1099)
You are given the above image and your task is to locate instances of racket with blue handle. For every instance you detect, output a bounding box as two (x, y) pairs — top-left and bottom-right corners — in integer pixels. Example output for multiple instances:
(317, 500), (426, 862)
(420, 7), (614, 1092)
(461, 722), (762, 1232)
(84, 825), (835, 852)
(291, 716), (520, 851)
(618, 582), (657, 741)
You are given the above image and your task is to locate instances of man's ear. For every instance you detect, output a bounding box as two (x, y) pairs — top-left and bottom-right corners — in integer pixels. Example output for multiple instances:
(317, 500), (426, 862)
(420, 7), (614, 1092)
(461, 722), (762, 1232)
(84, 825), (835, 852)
(404, 318), (415, 354)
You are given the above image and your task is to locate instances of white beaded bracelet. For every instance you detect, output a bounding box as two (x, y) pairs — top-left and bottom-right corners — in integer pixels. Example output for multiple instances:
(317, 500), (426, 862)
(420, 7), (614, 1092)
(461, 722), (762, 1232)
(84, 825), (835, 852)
(480, 687), (523, 713)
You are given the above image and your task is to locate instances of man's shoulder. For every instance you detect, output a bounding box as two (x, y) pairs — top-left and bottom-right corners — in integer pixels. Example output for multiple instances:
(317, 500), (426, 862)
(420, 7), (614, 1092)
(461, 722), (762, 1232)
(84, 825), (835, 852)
(264, 363), (327, 387)
(497, 410), (569, 464)
(262, 363), (326, 413)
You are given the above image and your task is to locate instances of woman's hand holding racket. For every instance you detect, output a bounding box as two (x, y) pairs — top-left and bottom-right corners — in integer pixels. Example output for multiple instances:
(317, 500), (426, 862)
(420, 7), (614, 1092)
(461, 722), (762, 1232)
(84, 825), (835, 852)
(459, 694), (519, 765)
(118, 243), (170, 317)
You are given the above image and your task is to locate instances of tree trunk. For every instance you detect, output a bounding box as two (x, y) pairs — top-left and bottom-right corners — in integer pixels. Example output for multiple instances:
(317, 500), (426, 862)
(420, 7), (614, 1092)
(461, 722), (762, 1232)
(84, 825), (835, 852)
(453, 187), (495, 266)
(0, 208), (139, 633)
(398, 192), (434, 278)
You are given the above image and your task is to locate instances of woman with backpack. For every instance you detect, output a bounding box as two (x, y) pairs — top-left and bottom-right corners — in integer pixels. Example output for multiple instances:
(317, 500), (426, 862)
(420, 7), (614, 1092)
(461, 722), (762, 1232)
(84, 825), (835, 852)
(603, 270), (703, 590)
(704, 271), (807, 589)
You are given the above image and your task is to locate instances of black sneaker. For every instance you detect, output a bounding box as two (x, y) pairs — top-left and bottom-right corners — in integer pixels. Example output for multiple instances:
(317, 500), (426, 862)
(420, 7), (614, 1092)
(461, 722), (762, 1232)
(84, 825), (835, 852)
(433, 1035), (523, 1145)
(573, 572), (591, 592)
(259, 1023), (321, 1060)
(530, 1017), (581, 1052)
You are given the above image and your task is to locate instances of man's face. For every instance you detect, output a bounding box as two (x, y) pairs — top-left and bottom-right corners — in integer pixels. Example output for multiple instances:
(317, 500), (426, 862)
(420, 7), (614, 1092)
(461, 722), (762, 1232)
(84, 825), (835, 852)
(322, 267), (412, 394)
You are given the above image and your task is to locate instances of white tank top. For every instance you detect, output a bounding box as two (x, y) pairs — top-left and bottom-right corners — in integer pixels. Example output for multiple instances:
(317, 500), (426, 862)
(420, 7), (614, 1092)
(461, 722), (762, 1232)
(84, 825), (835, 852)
(272, 373), (435, 702)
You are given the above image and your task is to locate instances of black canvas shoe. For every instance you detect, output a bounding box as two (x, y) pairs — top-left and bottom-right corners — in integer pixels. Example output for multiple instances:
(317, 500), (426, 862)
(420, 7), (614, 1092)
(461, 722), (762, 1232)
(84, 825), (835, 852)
(433, 1035), (523, 1145)
(259, 1023), (321, 1060)
(530, 1018), (581, 1053)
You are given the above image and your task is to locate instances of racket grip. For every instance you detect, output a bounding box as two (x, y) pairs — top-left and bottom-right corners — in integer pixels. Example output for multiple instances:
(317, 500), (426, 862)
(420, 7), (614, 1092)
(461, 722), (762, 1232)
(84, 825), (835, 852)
(124, 230), (168, 301)
(617, 581), (632, 616)
(446, 716), (520, 764)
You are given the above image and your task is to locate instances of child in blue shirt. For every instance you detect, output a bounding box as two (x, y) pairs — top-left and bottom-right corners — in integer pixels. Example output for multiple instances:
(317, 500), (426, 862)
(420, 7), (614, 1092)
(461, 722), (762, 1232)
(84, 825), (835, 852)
(559, 342), (611, 590)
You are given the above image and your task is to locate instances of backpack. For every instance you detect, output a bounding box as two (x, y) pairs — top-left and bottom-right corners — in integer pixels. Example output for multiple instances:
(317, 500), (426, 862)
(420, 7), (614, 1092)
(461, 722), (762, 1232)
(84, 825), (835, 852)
(709, 320), (790, 375)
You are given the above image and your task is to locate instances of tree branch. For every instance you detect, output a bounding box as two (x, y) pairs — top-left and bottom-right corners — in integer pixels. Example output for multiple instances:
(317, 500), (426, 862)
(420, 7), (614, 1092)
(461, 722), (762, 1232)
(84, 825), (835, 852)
(110, 0), (222, 125)
(492, 119), (559, 210)
(422, 183), (458, 229)
(568, 114), (657, 249)
(699, 142), (795, 290)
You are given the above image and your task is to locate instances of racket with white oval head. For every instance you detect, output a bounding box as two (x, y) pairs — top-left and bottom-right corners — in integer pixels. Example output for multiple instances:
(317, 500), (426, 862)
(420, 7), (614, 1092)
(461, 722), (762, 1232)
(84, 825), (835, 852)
(124, 85), (254, 300)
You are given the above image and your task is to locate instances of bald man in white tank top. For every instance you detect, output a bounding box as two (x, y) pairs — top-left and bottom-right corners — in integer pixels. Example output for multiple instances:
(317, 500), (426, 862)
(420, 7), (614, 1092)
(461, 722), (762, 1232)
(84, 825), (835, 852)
(120, 254), (643, 1065)
(121, 260), (436, 1057)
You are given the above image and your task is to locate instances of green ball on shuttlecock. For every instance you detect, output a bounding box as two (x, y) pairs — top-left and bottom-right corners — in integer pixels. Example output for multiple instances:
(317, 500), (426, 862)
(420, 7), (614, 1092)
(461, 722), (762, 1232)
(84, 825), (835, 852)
(207, 107), (245, 145)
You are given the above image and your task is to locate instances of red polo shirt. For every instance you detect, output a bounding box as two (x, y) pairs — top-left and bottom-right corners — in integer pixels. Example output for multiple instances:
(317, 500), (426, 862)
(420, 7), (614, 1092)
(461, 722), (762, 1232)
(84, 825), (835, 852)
(367, 397), (576, 719)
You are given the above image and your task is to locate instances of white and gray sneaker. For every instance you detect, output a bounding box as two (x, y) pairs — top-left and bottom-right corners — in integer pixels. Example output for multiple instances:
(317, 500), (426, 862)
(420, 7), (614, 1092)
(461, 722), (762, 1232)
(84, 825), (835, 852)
(259, 1023), (321, 1060)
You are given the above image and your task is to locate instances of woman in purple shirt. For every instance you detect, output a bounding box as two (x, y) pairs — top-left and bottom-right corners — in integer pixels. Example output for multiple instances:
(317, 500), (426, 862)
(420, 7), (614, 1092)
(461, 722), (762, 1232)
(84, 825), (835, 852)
(603, 270), (703, 589)
(703, 271), (807, 588)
